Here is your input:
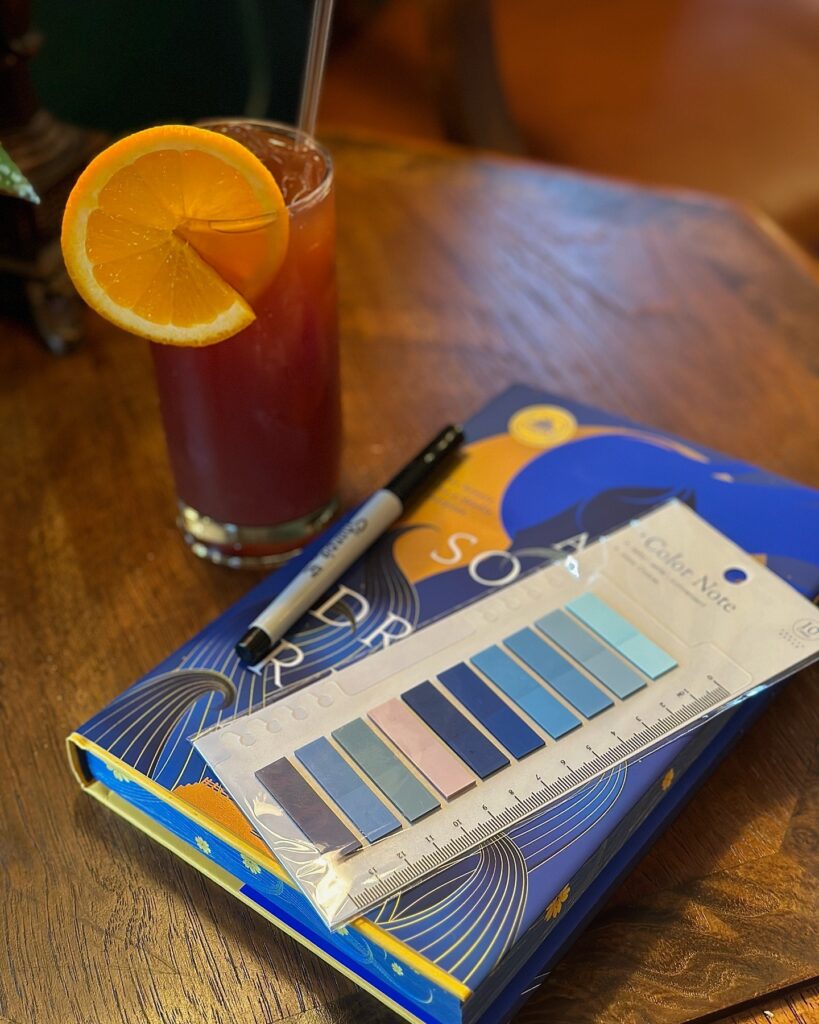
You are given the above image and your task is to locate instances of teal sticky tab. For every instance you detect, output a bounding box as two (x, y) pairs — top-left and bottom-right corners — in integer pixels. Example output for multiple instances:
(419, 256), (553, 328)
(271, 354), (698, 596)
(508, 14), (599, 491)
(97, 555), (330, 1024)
(618, 634), (677, 679)
(584, 649), (645, 699)
(567, 594), (677, 679)
(567, 593), (635, 645)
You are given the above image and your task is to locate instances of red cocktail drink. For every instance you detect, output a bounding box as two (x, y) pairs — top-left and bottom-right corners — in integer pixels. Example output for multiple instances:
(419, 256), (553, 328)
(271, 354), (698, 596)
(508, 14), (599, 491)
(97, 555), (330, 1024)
(151, 122), (340, 566)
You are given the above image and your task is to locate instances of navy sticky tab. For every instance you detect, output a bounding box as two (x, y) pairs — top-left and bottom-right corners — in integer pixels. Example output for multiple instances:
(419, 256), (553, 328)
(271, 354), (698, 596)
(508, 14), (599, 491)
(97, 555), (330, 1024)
(438, 663), (544, 758)
(505, 626), (613, 718)
(402, 681), (509, 779)
(255, 757), (361, 856)
(296, 737), (401, 843)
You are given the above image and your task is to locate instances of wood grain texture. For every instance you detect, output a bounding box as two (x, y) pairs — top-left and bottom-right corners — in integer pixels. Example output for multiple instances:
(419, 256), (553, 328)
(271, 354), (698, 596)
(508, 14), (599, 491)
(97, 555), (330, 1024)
(1, 134), (818, 1024)
(714, 984), (819, 1024)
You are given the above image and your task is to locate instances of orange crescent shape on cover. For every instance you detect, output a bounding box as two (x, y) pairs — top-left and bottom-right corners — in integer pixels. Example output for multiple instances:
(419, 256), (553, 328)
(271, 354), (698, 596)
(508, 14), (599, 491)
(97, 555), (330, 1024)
(175, 778), (271, 856)
(393, 412), (711, 588)
(393, 434), (538, 586)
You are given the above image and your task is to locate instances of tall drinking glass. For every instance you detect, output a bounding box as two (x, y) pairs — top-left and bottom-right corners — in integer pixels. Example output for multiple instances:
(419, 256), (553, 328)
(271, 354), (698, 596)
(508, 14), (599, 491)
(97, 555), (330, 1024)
(150, 120), (340, 567)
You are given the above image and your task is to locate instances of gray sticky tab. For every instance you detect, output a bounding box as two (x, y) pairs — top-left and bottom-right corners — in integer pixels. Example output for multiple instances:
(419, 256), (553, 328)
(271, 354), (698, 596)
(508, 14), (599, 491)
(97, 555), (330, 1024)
(255, 757), (361, 856)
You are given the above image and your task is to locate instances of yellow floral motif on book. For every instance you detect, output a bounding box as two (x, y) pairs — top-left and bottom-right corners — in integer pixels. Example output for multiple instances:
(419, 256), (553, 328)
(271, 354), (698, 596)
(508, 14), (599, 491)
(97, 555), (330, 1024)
(545, 885), (571, 921)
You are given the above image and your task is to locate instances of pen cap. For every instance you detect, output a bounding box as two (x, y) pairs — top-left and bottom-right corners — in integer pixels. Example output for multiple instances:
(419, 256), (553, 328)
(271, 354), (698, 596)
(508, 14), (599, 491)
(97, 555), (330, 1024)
(236, 626), (273, 665)
(386, 425), (465, 504)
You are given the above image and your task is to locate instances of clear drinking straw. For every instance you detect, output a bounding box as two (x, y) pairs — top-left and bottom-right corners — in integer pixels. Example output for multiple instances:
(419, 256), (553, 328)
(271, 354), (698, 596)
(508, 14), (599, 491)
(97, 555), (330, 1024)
(297, 0), (337, 136)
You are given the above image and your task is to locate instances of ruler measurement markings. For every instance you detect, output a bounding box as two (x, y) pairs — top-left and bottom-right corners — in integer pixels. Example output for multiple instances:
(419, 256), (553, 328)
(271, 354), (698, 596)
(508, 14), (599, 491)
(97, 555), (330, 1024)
(349, 681), (729, 909)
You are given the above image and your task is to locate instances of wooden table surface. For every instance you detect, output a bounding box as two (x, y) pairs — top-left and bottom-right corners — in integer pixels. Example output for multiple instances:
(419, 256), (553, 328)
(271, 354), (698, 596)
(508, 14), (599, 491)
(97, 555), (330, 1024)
(1, 133), (818, 1024)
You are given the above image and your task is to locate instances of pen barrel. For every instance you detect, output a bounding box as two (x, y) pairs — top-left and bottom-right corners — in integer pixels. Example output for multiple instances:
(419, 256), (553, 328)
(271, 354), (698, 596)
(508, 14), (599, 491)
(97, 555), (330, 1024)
(251, 489), (403, 643)
(386, 425), (464, 504)
(240, 424), (464, 664)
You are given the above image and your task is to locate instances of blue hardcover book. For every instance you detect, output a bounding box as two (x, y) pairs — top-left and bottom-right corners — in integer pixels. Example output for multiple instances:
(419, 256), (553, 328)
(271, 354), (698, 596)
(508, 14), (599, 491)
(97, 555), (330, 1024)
(68, 386), (819, 1024)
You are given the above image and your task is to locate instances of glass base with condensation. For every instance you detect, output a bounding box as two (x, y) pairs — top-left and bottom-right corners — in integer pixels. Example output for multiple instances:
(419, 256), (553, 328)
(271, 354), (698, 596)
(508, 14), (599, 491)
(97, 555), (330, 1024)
(178, 497), (339, 568)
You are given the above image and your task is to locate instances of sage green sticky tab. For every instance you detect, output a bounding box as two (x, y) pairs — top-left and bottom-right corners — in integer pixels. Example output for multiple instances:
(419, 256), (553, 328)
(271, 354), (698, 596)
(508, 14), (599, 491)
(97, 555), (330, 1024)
(333, 718), (439, 822)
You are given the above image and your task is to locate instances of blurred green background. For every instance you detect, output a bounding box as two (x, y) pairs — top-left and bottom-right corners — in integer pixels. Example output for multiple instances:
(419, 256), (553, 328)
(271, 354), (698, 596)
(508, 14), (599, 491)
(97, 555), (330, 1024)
(31, 0), (311, 133)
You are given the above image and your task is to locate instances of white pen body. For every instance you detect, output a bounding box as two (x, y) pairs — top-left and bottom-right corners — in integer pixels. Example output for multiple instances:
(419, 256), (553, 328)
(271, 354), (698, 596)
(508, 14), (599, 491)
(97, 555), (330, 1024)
(249, 489), (404, 644)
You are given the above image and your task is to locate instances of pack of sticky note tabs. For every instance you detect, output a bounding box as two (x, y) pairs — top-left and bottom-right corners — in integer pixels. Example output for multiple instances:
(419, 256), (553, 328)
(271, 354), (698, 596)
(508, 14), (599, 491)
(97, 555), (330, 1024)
(193, 501), (819, 928)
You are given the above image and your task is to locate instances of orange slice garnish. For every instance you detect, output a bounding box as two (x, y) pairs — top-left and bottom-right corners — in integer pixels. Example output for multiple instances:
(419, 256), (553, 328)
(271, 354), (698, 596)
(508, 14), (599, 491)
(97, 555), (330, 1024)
(61, 124), (289, 346)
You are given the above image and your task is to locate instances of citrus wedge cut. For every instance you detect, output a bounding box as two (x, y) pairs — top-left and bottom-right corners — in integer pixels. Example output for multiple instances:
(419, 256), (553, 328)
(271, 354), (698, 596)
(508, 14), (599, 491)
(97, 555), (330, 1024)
(61, 124), (289, 346)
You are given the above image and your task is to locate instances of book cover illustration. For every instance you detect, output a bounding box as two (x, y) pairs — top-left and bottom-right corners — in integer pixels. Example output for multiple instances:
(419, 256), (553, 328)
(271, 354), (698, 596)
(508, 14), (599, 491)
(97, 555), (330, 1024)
(72, 385), (819, 995)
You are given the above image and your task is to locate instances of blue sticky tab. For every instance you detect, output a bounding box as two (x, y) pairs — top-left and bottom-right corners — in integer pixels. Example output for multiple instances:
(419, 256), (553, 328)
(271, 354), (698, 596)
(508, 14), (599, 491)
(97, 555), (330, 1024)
(506, 626), (613, 718)
(437, 663), (544, 759)
(471, 646), (581, 739)
(296, 737), (401, 843)
(566, 593), (677, 679)
(532, 610), (645, 700)
(402, 680), (509, 779)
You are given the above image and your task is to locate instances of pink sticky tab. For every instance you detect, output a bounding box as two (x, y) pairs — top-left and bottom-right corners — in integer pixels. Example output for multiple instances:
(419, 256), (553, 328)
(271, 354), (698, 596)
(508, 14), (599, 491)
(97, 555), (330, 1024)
(369, 698), (475, 800)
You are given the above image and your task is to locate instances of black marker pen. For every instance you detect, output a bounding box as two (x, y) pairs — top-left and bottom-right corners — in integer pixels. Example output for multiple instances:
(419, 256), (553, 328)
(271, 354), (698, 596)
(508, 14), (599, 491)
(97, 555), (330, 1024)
(235, 424), (465, 666)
